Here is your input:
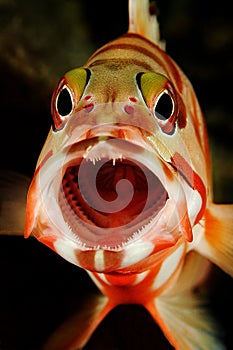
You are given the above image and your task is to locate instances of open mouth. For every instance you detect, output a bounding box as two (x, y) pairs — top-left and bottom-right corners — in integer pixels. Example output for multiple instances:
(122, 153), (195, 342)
(58, 138), (169, 250)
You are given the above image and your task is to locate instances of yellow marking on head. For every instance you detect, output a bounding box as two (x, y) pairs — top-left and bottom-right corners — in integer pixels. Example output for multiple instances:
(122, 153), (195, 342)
(65, 68), (89, 102)
(139, 72), (168, 106)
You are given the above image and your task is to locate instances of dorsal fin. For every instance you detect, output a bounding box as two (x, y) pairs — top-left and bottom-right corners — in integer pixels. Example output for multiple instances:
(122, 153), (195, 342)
(128, 0), (165, 50)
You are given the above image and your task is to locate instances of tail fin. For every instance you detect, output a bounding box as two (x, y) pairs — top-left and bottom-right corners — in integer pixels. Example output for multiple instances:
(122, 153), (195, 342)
(128, 0), (165, 49)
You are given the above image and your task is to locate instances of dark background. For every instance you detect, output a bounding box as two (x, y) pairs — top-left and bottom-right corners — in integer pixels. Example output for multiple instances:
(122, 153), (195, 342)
(0, 0), (232, 349)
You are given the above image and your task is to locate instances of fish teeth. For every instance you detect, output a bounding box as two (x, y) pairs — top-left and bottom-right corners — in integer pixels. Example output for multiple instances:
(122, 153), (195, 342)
(83, 141), (124, 164)
(85, 154), (124, 165)
(83, 145), (92, 159)
(112, 155), (123, 166)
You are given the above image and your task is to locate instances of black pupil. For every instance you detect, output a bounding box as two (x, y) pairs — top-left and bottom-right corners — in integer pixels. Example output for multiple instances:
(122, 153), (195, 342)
(57, 88), (73, 116)
(154, 93), (173, 120)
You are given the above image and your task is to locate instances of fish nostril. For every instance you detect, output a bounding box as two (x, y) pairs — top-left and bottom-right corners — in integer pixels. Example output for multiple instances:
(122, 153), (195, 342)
(124, 104), (135, 115)
(83, 102), (94, 112)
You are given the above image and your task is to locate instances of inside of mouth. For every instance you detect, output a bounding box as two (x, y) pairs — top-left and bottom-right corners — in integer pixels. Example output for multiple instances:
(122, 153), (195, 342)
(59, 157), (168, 248)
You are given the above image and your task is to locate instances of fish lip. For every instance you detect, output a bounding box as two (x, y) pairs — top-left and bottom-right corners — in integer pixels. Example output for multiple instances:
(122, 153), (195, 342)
(31, 125), (189, 254)
(43, 131), (185, 250)
(59, 138), (168, 249)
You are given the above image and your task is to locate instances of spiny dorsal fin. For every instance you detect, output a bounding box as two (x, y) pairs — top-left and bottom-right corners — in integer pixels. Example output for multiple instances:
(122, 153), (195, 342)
(128, 0), (165, 50)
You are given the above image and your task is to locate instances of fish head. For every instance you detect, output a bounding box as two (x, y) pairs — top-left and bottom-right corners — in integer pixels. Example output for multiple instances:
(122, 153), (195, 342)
(25, 60), (207, 273)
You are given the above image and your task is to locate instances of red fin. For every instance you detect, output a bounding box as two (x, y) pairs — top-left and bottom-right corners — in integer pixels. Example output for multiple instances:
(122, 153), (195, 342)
(43, 292), (113, 350)
(197, 203), (233, 277)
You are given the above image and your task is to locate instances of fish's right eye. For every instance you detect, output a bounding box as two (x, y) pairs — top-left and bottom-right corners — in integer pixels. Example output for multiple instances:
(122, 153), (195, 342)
(137, 72), (178, 135)
(154, 90), (174, 121)
(56, 86), (74, 117)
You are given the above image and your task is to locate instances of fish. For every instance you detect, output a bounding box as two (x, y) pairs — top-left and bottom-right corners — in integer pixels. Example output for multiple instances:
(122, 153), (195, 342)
(1, 0), (232, 349)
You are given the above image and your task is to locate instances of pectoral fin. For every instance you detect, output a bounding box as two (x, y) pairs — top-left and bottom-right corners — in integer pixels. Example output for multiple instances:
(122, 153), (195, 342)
(197, 203), (233, 277)
(147, 292), (226, 350)
(43, 292), (113, 350)
(0, 170), (31, 235)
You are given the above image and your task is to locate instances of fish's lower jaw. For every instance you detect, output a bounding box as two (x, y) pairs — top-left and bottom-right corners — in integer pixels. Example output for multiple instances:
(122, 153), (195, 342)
(29, 197), (185, 272)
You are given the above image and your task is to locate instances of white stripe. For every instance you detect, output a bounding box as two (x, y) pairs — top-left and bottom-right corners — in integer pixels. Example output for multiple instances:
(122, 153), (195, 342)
(122, 240), (154, 268)
(152, 243), (184, 290)
(94, 250), (105, 271)
(54, 238), (79, 266)
(132, 271), (149, 285)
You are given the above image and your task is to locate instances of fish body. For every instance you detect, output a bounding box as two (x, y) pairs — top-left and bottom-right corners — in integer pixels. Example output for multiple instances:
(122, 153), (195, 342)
(23, 0), (233, 349)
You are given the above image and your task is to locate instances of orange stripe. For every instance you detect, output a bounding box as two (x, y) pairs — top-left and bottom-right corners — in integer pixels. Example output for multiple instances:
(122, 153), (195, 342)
(87, 33), (184, 94)
(87, 42), (161, 65)
(88, 58), (153, 71)
(123, 34), (184, 93)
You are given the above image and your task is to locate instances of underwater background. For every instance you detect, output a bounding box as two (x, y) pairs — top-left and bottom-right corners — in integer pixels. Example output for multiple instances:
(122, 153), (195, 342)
(0, 0), (232, 349)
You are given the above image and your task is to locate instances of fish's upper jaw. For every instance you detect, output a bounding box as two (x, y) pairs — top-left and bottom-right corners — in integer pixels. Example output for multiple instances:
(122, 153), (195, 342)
(25, 122), (194, 272)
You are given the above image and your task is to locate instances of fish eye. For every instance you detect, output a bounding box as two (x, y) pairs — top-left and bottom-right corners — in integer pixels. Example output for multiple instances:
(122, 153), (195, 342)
(154, 91), (174, 121)
(56, 86), (74, 117)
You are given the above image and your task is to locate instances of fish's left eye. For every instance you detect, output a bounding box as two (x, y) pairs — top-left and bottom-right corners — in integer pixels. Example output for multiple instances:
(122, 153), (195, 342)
(154, 91), (174, 121)
(56, 86), (74, 117)
(51, 68), (90, 130)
